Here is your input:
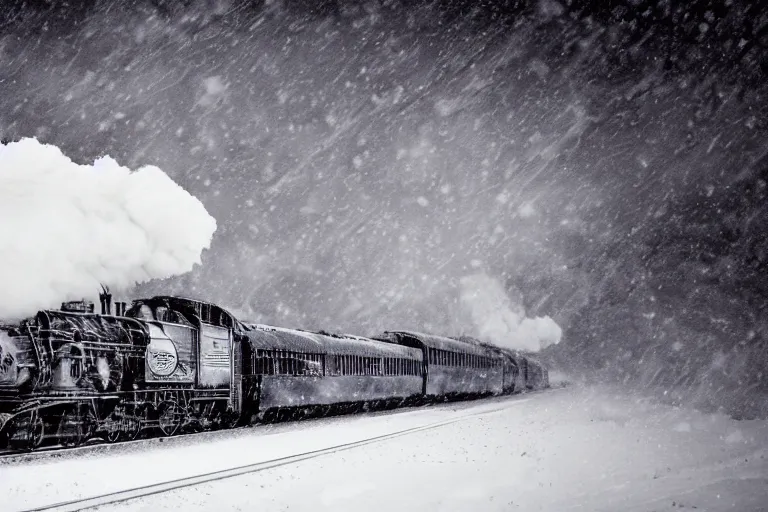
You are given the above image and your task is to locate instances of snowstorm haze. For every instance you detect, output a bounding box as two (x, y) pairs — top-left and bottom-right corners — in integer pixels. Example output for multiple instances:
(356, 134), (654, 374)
(1, 0), (767, 417)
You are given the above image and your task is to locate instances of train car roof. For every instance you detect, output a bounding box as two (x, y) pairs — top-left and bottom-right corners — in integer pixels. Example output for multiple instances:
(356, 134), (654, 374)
(244, 324), (422, 359)
(452, 335), (544, 361)
(381, 330), (501, 358)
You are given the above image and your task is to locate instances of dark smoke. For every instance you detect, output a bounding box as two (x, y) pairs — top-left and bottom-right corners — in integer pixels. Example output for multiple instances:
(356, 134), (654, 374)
(1, 0), (767, 417)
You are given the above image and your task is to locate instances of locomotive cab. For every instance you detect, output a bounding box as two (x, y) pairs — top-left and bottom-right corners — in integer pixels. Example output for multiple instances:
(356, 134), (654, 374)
(124, 296), (247, 427)
(126, 296), (240, 406)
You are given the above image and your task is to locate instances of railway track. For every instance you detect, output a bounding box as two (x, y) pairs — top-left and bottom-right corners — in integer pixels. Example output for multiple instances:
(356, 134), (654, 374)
(15, 395), (535, 512)
(0, 387), (559, 464)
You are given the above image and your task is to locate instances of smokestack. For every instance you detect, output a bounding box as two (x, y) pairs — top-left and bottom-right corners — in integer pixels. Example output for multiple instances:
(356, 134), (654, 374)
(99, 285), (112, 315)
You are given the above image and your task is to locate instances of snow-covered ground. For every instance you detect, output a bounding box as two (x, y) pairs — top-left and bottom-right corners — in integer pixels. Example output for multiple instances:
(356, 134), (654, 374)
(2, 385), (767, 512)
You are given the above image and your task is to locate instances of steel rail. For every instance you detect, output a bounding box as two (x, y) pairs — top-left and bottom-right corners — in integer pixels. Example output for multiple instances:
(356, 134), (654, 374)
(19, 398), (532, 512)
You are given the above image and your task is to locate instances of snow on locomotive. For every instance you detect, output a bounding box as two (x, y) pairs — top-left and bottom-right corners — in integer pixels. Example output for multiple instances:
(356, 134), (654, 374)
(0, 295), (548, 450)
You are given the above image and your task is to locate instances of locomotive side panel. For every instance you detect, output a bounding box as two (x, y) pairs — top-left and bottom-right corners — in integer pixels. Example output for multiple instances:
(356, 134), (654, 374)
(198, 323), (232, 389)
(145, 322), (196, 384)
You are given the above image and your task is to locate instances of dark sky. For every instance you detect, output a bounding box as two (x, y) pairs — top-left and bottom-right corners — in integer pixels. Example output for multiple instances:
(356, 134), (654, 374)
(1, 0), (767, 417)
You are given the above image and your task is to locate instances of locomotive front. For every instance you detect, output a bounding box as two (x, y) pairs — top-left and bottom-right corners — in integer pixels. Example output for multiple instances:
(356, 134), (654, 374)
(0, 324), (36, 394)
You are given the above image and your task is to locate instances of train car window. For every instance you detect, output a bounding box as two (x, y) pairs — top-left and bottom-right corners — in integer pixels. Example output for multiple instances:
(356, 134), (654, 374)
(200, 303), (211, 324)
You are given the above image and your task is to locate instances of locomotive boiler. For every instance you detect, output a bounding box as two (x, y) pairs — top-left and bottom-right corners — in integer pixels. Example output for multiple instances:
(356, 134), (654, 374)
(0, 295), (549, 450)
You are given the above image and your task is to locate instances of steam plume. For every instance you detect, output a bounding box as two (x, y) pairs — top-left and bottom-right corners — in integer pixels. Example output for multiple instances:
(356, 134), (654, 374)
(460, 273), (562, 352)
(0, 138), (217, 319)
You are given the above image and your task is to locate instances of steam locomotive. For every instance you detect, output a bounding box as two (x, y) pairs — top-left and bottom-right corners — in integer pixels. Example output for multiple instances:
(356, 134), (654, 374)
(0, 294), (548, 450)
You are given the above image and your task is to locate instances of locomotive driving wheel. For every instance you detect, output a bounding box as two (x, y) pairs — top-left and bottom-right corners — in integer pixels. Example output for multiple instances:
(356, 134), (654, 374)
(123, 405), (148, 441)
(102, 410), (123, 443)
(59, 406), (96, 448)
(27, 412), (44, 450)
(157, 402), (183, 437)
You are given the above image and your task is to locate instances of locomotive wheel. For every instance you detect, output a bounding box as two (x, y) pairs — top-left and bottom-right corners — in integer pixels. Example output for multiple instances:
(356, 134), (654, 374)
(157, 402), (182, 437)
(102, 413), (122, 443)
(59, 408), (95, 448)
(27, 413), (45, 450)
(124, 406), (147, 441)
(105, 427), (121, 444)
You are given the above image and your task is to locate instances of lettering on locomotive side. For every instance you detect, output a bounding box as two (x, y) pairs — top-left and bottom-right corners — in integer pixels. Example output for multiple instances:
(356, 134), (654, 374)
(147, 343), (179, 377)
(144, 323), (194, 382)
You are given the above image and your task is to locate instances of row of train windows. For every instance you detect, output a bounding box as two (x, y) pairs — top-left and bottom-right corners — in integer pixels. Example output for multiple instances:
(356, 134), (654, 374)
(251, 350), (421, 377)
(427, 348), (497, 369)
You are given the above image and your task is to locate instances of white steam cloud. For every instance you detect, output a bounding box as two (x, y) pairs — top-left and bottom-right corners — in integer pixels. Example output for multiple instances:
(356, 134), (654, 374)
(459, 273), (562, 352)
(0, 138), (217, 319)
